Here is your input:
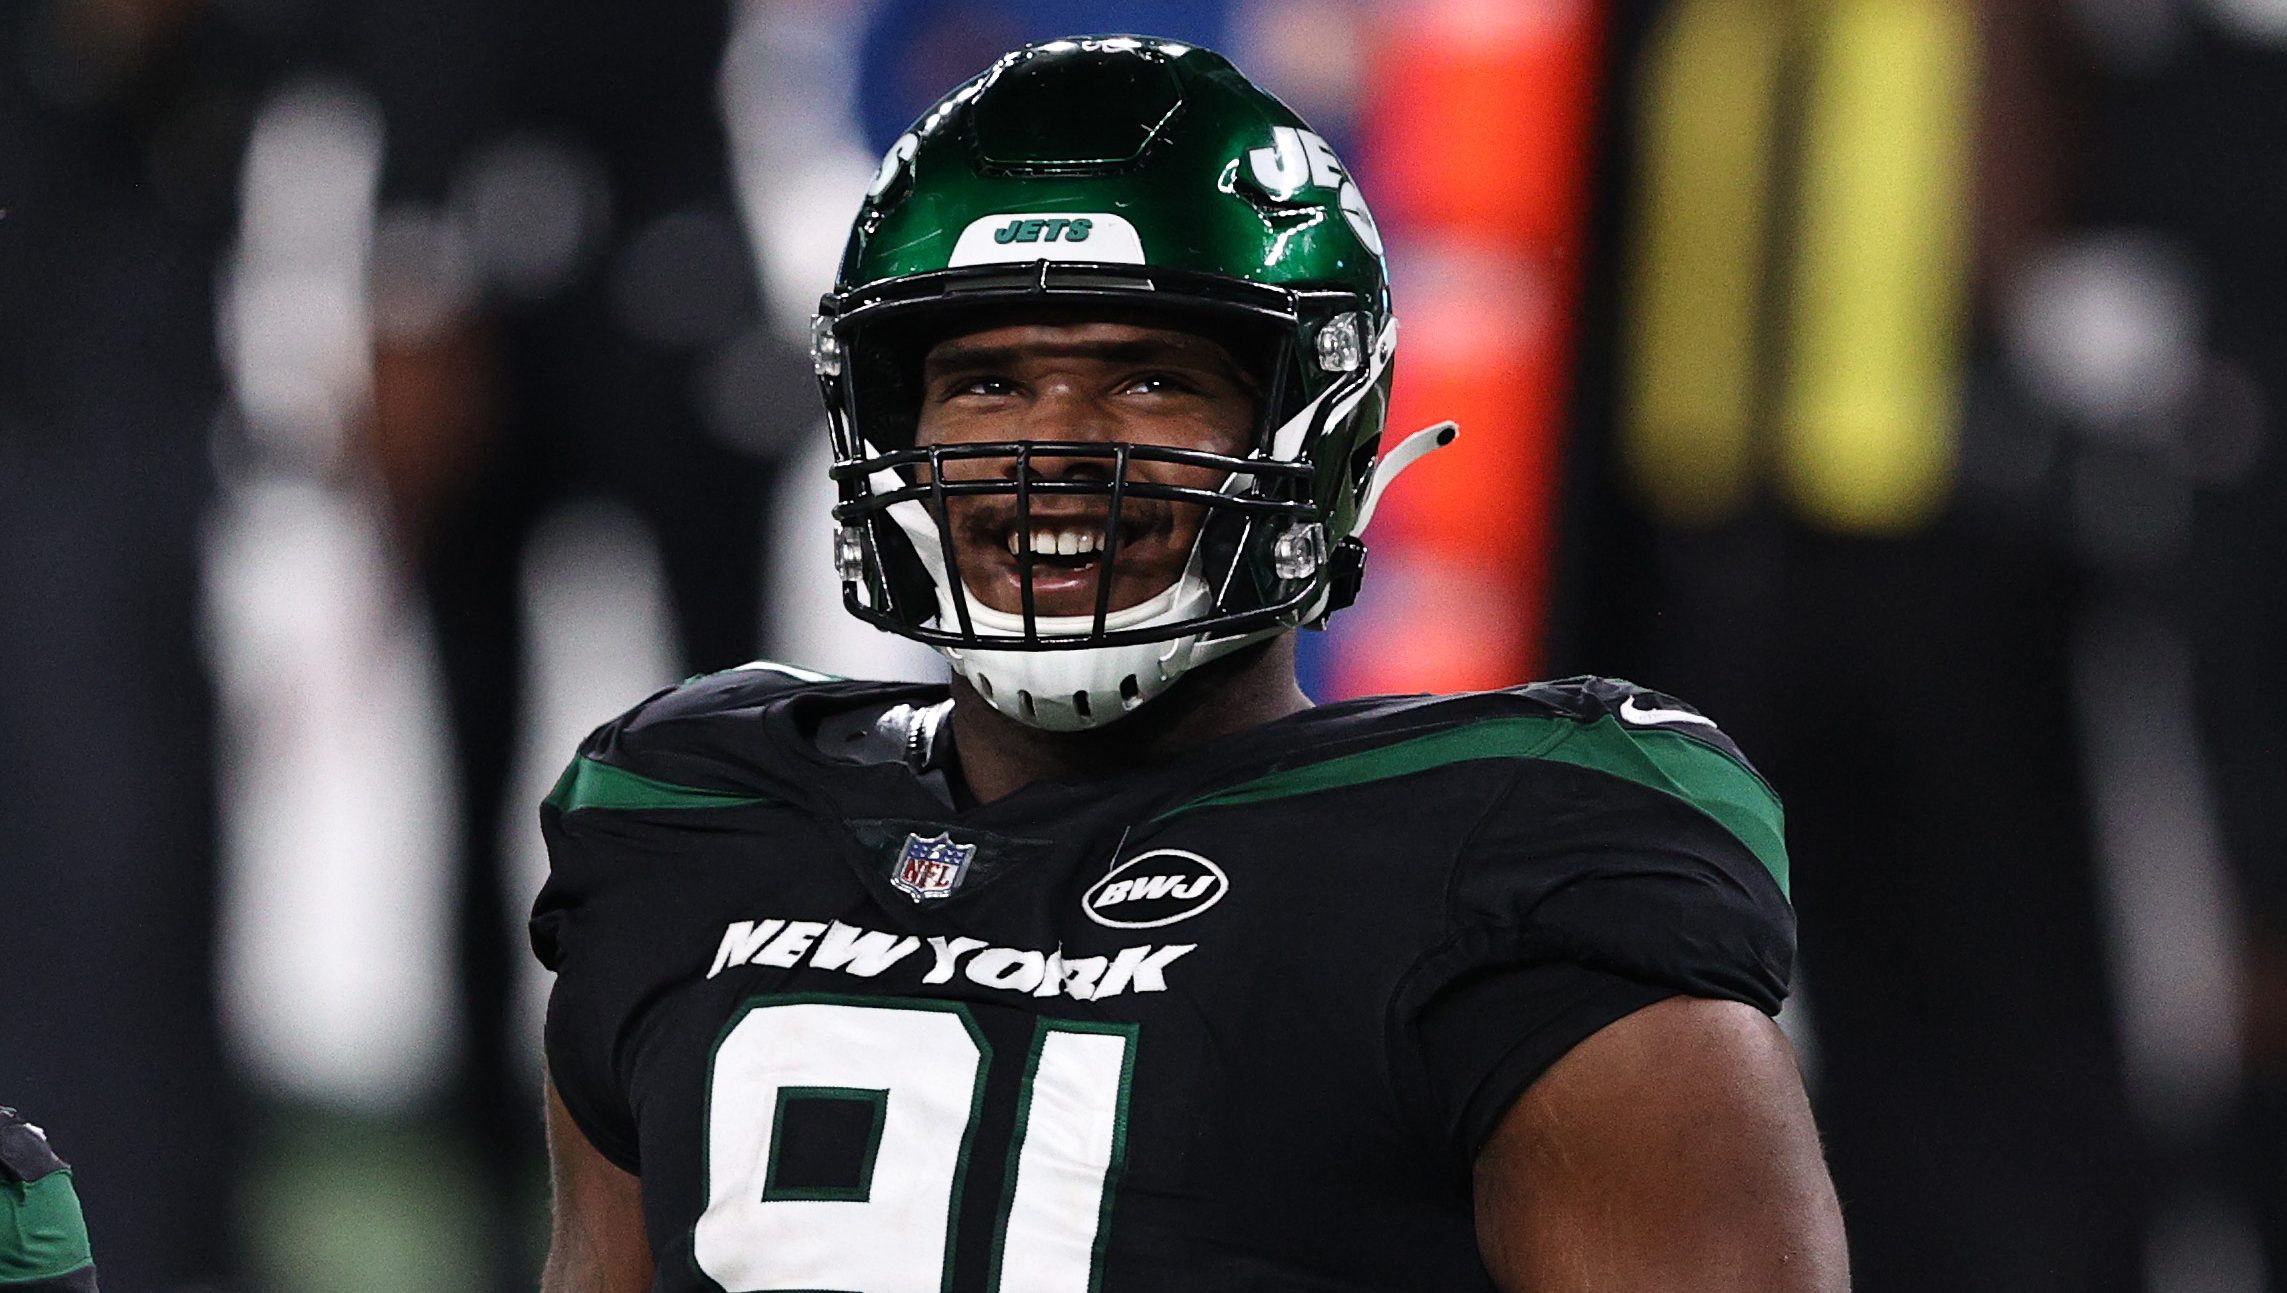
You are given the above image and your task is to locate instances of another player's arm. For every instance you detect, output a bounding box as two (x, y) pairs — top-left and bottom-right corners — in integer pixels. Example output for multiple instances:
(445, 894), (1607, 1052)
(542, 1069), (654, 1293)
(1472, 995), (1848, 1292)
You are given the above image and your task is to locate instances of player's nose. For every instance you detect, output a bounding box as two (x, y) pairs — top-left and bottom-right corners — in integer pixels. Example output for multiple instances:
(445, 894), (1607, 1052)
(1011, 382), (1117, 445)
(989, 390), (1119, 488)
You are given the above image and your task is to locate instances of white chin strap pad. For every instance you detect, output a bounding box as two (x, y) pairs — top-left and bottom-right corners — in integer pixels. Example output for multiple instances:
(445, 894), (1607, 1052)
(950, 631), (1194, 732)
(942, 570), (1242, 733)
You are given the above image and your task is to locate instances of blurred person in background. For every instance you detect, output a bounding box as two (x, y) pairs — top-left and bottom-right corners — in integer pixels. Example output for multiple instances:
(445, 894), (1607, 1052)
(207, 0), (807, 1283)
(1, 1109), (99, 1293)
(1560, 2), (2287, 1290)
(349, 2), (792, 1281)
(0, 1), (258, 1286)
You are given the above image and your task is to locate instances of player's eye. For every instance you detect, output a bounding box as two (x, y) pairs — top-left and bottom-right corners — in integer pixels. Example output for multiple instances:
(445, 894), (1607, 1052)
(940, 375), (1019, 400)
(1121, 371), (1200, 396)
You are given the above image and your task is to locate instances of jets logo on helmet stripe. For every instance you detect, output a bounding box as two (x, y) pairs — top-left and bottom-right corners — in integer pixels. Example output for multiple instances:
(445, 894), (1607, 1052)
(1245, 126), (1383, 254)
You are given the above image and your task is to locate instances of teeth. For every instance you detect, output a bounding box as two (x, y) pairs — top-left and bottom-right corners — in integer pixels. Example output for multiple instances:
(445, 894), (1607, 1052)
(1007, 527), (1104, 557)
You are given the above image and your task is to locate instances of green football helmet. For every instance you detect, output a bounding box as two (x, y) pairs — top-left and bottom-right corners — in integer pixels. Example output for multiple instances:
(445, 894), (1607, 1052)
(815, 34), (1453, 731)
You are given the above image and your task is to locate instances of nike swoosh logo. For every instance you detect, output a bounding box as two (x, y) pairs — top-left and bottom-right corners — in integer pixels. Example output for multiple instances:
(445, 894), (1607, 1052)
(1619, 696), (1718, 728)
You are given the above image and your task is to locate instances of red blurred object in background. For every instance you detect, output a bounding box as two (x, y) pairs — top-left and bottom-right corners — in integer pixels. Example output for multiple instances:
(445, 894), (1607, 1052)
(1368, 0), (1601, 241)
(1334, 0), (1601, 697)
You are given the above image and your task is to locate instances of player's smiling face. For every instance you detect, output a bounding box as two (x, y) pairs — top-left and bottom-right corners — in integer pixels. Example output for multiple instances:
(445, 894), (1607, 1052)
(914, 318), (1260, 619)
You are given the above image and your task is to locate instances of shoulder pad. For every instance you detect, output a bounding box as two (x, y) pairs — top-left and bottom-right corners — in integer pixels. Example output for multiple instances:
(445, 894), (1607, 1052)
(544, 664), (928, 816)
(1510, 675), (1750, 760)
(543, 665), (827, 816)
(0, 1108), (68, 1184)
(1503, 677), (1783, 891)
(617, 661), (846, 731)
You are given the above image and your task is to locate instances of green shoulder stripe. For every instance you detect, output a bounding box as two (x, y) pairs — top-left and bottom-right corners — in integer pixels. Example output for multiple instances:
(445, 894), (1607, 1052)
(1156, 714), (1788, 892)
(545, 756), (766, 814)
(1157, 717), (1569, 818)
(0, 1171), (95, 1284)
(1541, 717), (1788, 893)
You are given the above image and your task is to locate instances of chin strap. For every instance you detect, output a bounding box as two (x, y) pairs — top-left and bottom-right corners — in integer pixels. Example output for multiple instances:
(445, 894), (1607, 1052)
(1353, 421), (1458, 537)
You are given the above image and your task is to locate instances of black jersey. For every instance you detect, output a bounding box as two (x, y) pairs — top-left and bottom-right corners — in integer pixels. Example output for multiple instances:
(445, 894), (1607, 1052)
(531, 665), (1793, 1292)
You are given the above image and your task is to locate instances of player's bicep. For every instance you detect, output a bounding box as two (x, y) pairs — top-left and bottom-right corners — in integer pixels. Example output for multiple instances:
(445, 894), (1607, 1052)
(1471, 995), (1848, 1293)
(543, 1070), (653, 1293)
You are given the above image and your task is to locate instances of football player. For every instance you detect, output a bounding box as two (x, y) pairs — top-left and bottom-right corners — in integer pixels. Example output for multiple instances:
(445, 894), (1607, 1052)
(533, 35), (1847, 1293)
(1, 1109), (98, 1292)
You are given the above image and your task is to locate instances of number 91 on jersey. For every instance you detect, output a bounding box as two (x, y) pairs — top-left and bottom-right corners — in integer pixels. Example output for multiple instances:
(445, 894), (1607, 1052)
(696, 996), (1137, 1292)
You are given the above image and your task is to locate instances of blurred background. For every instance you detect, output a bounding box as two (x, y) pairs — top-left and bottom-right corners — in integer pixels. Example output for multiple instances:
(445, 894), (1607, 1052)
(0, 0), (2279, 1288)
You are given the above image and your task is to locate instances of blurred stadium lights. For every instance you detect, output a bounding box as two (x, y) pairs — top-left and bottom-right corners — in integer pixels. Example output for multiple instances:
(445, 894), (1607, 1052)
(221, 78), (384, 473)
(1622, 0), (1976, 535)
(1600, 3), (2281, 1286)
(2204, 0), (2287, 42)
(2004, 223), (2254, 1185)
(2027, 222), (2266, 1293)
(1619, 0), (1785, 528)
(211, 77), (466, 1111)
(2005, 235), (2205, 443)
(2149, 1190), (2271, 1293)
(2074, 610), (2245, 1143)
(449, 133), (612, 305)
(207, 473), (461, 1111)
(1776, 0), (1973, 534)
(369, 205), (481, 345)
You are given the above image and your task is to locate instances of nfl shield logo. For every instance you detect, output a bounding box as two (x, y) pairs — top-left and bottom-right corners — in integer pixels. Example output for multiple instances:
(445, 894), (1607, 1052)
(890, 832), (976, 901)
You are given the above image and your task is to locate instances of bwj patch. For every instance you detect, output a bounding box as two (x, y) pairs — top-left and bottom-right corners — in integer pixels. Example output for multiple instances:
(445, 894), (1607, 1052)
(889, 831), (976, 902)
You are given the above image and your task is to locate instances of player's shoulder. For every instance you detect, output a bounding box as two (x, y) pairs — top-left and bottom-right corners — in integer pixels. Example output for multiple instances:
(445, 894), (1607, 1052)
(1240, 676), (1784, 892)
(1344, 674), (1744, 745)
(1497, 677), (1781, 886)
(599, 660), (860, 735)
(1272, 674), (1762, 781)
(545, 661), (938, 815)
(1488, 675), (1762, 776)
(1477, 676), (1785, 896)
(0, 1105), (69, 1184)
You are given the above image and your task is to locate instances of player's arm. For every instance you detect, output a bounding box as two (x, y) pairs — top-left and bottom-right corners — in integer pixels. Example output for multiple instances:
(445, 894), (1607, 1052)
(542, 1070), (654, 1293)
(1472, 995), (1848, 1292)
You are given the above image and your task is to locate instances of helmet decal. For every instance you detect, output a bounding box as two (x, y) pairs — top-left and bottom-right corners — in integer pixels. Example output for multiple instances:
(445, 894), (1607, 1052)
(868, 133), (918, 200)
(947, 212), (1145, 266)
(1244, 126), (1348, 197)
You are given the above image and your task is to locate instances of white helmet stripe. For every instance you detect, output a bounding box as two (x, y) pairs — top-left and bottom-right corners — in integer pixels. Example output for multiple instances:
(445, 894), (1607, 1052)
(1267, 314), (1400, 462)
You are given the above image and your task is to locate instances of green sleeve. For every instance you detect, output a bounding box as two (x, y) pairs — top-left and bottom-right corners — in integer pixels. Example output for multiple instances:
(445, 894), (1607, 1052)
(0, 1171), (96, 1291)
